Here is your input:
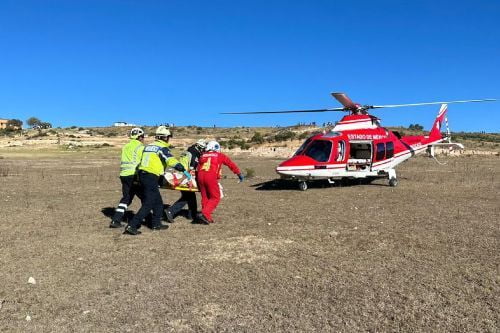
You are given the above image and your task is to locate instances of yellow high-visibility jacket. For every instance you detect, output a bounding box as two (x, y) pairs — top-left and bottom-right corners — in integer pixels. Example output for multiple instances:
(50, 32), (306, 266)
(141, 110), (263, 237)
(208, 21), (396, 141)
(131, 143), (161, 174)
(139, 140), (181, 176)
(120, 139), (144, 177)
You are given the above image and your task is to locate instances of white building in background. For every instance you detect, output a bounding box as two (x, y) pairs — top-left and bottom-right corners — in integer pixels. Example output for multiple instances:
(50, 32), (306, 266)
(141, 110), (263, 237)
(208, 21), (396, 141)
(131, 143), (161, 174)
(0, 119), (9, 129)
(113, 121), (136, 127)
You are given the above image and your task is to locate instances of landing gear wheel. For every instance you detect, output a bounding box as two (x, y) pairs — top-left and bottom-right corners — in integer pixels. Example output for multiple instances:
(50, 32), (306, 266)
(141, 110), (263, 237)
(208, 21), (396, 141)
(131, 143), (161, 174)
(298, 181), (308, 191)
(389, 177), (398, 187)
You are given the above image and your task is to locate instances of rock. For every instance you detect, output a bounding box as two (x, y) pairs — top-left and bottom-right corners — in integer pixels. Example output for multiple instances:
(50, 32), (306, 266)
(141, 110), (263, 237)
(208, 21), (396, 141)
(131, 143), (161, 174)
(26, 315), (32, 321)
(329, 231), (339, 237)
(83, 310), (90, 315)
(0, 299), (4, 310)
(28, 277), (36, 285)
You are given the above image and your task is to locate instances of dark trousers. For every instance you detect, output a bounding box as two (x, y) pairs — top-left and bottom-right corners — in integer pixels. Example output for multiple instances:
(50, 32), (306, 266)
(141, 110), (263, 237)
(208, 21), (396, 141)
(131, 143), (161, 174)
(111, 175), (143, 222)
(128, 171), (164, 229)
(169, 191), (198, 219)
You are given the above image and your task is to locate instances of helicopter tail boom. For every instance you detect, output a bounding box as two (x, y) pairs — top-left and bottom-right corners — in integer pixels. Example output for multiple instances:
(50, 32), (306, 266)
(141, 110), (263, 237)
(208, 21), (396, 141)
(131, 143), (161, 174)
(427, 104), (448, 142)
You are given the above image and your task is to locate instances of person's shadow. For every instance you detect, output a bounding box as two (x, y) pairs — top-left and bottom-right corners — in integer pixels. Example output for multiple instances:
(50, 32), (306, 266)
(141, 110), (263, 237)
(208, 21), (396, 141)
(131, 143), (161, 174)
(100, 204), (173, 228)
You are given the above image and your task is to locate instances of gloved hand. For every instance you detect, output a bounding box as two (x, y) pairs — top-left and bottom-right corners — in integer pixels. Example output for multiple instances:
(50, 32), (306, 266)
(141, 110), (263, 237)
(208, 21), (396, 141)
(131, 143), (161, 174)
(237, 174), (244, 183)
(183, 170), (192, 181)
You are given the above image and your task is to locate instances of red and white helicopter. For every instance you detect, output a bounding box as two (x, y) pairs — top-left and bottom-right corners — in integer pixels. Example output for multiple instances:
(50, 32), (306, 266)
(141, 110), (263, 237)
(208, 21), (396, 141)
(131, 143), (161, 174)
(224, 93), (495, 190)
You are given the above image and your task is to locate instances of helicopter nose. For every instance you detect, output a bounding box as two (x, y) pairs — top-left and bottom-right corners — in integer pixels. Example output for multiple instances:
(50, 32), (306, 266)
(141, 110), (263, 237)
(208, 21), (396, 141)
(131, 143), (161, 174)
(278, 155), (316, 167)
(276, 155), (317, 175)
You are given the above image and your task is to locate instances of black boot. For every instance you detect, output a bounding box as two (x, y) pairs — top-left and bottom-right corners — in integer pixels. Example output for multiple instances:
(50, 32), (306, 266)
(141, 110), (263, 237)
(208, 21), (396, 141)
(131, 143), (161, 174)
(123, 225), (141, 235)
(164, 209), (175, 224)
(151, 223), (169, 230)
(109, 220), (123, 228)
(195, 213), (210, 225)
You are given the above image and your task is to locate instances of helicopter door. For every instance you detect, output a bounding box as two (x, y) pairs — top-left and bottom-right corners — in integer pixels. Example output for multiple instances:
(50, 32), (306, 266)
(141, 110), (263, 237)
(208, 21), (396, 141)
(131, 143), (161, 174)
(347, 141), (372, 171)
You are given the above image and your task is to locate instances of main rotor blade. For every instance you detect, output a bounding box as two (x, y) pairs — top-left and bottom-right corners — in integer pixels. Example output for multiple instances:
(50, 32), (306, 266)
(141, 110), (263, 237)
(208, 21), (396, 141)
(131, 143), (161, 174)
(220, 107), (345, 114)
(370, 98), (497, 109)
(331, 92), (357, 109)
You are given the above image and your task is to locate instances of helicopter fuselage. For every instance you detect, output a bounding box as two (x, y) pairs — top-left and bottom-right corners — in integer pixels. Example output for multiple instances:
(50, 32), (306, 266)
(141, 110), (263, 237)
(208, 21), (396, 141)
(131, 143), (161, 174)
(276, 111), (446, 189)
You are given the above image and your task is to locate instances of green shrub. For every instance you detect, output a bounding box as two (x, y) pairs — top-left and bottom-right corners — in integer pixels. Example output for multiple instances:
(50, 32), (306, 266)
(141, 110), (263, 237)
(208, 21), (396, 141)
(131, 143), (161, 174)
(273, 130), (296, 142)
(61, 144), (80, 150)
(30, 131), (49, 139)
(89, 143), (113, 149)
(298, 131), (310, 140)
(219, 138), (250, 150)
(250, 132), (265, 144)
(0, 129), (14, 136)
(245, 167), (256, 179)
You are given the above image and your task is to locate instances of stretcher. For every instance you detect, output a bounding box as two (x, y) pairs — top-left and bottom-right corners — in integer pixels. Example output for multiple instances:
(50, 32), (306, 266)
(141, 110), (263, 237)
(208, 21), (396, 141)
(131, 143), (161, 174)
(162, 169), (199, 192)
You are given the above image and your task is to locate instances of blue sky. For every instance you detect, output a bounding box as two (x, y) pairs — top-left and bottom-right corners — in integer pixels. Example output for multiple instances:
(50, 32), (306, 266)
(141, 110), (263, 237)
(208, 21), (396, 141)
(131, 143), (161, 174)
(0, 0), (499, 132)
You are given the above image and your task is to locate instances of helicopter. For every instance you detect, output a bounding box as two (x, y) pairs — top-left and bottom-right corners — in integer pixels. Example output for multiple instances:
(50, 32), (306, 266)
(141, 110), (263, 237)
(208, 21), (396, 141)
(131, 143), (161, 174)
(222, 93), (496, 190)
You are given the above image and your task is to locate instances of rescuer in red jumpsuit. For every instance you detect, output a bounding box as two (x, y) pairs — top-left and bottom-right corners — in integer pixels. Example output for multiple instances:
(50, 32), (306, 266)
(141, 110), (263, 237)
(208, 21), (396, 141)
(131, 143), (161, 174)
(196, 140), (244, 224)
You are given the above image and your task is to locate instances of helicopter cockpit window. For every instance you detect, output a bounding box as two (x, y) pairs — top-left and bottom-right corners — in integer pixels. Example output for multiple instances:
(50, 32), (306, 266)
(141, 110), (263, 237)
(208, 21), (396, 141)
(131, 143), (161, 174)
(336, 140), (345, 162)
(294, 138), (312, 156)
(304, 140), (332, 162)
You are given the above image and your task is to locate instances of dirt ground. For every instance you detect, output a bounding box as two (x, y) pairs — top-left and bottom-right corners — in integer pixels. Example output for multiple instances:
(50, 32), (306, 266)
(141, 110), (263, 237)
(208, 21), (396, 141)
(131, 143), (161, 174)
(0, 150), (498, 332)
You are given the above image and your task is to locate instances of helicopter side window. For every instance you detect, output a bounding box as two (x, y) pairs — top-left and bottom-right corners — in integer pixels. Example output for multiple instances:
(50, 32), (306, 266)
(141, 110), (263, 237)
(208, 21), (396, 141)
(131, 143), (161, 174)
(304, 140), (332, 162)
(336, 140), (345, 162)
(375, 143), (385, 160)
(294, 138), (312, 156)
(386, 141), (394, 159)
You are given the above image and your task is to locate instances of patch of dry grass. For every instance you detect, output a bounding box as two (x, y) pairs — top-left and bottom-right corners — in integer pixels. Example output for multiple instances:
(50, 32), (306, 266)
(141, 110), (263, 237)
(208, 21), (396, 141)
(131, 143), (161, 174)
(0, 154), (498, 331)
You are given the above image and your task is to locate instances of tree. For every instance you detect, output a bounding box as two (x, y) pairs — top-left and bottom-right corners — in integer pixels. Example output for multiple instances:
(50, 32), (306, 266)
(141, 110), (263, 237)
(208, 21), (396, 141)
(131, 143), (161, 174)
(408, 123), (424, 131)
(250, 131), (265, 144)
(40, 122), (52, 129)
(7, 119), (23, 129)
(26, 117), (42, 128)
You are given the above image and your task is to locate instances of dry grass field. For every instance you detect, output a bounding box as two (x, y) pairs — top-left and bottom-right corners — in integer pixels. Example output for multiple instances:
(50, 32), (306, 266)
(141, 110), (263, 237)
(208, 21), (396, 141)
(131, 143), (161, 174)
(0, 145), (499, 332)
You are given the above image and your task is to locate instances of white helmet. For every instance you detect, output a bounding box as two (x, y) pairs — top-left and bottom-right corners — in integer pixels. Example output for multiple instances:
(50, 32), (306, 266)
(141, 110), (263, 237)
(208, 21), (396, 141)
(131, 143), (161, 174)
(129, 127), (144, 139)
(206, 140), (221, 152)
(196, 139), (207, 149)
(155, 126), (172, 138)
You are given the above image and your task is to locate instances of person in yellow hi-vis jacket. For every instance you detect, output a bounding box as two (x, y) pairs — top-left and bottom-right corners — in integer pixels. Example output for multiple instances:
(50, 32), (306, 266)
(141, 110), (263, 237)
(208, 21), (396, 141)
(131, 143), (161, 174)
(124, 126), (191, 235)
(109, 128), (145, 228)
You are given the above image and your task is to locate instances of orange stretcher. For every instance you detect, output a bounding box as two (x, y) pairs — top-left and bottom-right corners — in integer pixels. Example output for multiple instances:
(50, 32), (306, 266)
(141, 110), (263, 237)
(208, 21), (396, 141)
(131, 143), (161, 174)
(162, 170), (199, 192)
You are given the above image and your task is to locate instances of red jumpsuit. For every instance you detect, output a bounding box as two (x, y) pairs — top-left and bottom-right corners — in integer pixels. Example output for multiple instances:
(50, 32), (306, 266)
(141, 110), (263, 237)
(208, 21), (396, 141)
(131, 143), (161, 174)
(196, 151), (241, 222)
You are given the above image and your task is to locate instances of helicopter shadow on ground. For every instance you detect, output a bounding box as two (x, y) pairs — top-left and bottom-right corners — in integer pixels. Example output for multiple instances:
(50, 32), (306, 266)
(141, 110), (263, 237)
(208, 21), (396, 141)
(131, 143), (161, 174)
(251, 178), (394, 191)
